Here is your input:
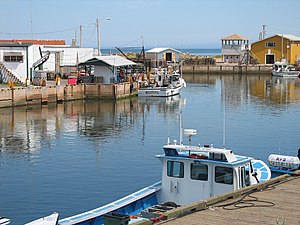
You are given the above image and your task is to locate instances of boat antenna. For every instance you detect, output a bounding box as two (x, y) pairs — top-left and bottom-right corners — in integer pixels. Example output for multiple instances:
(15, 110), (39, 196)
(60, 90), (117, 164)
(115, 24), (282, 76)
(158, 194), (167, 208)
(222, 77), (226, 148)
(180, 108), (183, 145)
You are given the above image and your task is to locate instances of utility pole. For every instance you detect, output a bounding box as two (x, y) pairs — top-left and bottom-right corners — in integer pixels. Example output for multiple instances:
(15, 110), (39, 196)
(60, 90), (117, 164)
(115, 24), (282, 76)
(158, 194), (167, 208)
(96, 18), (100, 56)
(79, 25), (83, 48)
(262, 25), (267, 39)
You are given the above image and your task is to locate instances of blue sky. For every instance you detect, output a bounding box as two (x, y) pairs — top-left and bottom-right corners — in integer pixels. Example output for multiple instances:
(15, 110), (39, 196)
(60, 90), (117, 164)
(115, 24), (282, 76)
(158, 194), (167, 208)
(0, 0), (299, 49)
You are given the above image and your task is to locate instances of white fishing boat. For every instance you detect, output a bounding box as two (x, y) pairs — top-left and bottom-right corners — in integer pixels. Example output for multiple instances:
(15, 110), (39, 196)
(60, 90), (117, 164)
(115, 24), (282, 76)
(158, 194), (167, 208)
(24, 128), (271, 225)
(25, 212), (59, 225)
(138, 69), (186, 97)
(0, 217), (10, 225)
(271, 61), (300, 77)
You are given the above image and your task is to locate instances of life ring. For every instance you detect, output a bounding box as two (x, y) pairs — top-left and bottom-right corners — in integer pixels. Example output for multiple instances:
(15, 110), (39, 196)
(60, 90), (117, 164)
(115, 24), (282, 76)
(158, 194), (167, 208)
(188, 154), (206, 159)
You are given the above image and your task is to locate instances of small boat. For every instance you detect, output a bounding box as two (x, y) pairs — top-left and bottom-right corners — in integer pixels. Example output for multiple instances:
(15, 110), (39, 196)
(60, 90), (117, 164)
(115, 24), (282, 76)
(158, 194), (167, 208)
(268, 149), (300, 175)
(28, 129), (270, 225)
(138, 69), (186, 97)
(25, 212), (59, 225)
(271, 62), (300, 77)
(0, 217), (10, 225)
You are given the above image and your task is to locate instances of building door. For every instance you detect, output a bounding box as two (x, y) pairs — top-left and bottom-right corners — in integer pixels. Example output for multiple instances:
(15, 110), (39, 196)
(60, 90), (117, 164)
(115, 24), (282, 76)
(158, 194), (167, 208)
(265, 54), (274, 64)
(166, 52), (172, 62)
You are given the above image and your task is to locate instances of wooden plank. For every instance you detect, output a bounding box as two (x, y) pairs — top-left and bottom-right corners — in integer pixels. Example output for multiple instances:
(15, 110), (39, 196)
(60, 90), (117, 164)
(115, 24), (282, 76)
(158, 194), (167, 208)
(162, 176), (300, 225)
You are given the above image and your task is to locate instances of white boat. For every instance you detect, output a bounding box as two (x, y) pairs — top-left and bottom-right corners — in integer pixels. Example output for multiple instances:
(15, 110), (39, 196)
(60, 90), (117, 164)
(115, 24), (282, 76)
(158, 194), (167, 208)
(268, 149), (300, 175)
(271, 62), (300, 77)
(25, 212), (59, 225)
(0, 217), (10, 225)
(26, 129), (270, 225)
(138, 69), (186, 97)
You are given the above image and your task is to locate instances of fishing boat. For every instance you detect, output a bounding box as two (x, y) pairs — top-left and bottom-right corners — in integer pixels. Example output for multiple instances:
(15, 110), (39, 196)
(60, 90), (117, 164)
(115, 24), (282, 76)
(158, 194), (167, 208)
(0, 217), (10, 225)
(271, 61), (300, 77)
(25, 128), (271, 225)
(138, 69), (186, 97)
(25, 212), (59, 225)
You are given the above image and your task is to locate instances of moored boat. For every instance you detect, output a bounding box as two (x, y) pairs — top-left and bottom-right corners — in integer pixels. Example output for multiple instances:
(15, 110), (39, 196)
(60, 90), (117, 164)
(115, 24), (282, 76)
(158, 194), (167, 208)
(138, 69), (186, 97)
(28, 128), (273, 225)
(0, 217), (10, 225)
(25, 212), (59, 225)
(271, 61), (300, 77)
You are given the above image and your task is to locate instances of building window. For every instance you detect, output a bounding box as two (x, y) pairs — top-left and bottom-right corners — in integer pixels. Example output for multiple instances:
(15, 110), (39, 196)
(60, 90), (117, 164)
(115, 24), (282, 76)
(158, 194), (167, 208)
(265, 42), (276, 48)
(167, 161), (184, 178)
(3, 52), (23, 62)
(215, 166), (233, 185)
(191, 163), (208, 181)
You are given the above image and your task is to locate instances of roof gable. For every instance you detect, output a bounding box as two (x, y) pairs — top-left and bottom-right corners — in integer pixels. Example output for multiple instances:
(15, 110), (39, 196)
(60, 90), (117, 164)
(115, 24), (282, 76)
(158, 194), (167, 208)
(251, 34), (300, 45)
(222, 34), (248, 40)
(80, 55), (136, 67)
(146, 47), (181, 54)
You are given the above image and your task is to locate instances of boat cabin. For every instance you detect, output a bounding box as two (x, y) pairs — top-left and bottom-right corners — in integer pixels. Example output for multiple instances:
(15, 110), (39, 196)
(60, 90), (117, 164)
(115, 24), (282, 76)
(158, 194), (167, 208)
(156, 142), (254, 205)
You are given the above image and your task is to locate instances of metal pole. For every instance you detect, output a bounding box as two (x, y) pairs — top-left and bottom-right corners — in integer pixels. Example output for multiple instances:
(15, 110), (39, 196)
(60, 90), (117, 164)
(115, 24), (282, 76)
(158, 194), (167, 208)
(80, 25), (83, 48)
(96, 18), (100, 56)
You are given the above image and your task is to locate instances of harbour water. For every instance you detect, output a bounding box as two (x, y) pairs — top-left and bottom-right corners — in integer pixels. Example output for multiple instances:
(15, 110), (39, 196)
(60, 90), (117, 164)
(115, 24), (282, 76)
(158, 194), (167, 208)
(0, 74), (300, 224)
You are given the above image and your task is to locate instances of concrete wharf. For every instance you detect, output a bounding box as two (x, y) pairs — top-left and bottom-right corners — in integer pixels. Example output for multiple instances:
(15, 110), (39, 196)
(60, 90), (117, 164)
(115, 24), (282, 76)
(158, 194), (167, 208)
(134, 172), (300, 225)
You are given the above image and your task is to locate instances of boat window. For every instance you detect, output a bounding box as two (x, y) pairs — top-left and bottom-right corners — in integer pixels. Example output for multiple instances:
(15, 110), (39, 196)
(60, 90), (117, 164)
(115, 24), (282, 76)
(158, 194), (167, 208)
(240, 166), (246, 188)
(191, 163), (208, 181)
(167, 161), (184, 178)
(215, 166), (233, 185)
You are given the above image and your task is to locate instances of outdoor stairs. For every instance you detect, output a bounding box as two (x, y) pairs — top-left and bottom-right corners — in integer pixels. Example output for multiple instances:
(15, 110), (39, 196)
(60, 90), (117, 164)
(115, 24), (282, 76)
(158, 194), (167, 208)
(0, 61), (23, 85)
(32, 50), (50, 70)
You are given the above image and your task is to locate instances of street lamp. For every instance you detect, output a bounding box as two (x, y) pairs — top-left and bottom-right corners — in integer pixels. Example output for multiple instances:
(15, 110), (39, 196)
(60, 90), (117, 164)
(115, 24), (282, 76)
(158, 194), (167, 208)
(96, 17), (111, 56)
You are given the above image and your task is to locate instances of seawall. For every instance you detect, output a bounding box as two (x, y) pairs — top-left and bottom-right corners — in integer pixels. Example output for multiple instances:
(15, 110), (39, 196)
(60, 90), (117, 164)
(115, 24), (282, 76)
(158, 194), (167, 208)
(182, 64), (271, 74)
(0, 82), (138, 108)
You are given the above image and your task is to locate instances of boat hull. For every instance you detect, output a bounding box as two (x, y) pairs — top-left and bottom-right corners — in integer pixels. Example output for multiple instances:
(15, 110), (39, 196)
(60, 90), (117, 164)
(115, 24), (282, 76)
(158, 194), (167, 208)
(271, 71), (299, 77)
(58, 182), (162, 225)
(138, 85), (183, 97)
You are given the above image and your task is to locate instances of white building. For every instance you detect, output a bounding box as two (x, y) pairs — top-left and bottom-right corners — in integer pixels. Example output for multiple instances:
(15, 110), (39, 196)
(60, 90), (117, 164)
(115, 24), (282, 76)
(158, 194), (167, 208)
(0, 40), (94, 84)
(221, 34), (249, 64)
(146, 47), (181, 67)
(79, 55), (136, 84)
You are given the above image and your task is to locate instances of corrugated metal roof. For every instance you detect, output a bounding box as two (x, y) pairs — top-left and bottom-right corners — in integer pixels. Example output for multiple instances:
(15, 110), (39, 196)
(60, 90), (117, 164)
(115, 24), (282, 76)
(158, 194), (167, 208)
(276, 34), (300, 41)
(222, 34), (249, 40)
(146, 47), (181, 53)
(82, 55), (136, 67)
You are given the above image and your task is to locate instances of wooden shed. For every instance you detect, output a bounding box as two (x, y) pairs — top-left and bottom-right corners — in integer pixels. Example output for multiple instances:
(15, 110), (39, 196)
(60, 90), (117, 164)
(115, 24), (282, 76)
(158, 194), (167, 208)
(250, 34), (300, 64)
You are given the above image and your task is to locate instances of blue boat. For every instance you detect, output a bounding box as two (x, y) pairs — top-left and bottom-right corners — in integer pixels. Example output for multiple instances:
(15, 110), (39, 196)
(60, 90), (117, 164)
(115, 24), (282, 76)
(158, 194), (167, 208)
(34, 128), (271, 225)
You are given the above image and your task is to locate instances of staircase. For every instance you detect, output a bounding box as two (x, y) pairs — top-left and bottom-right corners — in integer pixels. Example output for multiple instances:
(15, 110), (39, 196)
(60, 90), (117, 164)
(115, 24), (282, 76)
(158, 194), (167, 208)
(0, 61), (23, 85)
(32, 50), (50, 70)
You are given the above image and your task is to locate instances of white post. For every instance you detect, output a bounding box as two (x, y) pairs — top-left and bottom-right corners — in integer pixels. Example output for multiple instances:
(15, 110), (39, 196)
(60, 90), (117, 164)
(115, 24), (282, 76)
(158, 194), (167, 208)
(96, 18), (100, 56)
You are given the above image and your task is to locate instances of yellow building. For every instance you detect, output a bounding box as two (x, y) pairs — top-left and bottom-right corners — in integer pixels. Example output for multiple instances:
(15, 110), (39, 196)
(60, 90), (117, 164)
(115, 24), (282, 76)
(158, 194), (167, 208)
(250, 34), (300, 64)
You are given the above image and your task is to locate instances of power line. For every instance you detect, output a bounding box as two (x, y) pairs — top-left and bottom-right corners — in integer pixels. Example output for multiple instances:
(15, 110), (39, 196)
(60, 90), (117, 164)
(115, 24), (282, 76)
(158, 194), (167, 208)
(0, 27), (77, 36)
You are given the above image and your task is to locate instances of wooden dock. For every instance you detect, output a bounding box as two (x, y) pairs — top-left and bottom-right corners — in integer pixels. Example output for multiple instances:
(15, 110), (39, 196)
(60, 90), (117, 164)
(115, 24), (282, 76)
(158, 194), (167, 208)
(160, 174), (300, 225)
(133, 172), (300, 225)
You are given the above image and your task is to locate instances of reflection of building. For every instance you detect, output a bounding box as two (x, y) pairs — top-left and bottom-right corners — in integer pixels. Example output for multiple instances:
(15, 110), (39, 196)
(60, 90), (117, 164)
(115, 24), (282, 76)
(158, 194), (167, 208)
(250, 34), (300, 64)
(221, 34), (249, 64)
(146, 47), (181, 67)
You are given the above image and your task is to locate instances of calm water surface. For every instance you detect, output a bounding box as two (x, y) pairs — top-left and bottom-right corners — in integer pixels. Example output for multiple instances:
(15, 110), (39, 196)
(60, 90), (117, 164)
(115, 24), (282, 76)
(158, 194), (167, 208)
(0, 74), (300, 224)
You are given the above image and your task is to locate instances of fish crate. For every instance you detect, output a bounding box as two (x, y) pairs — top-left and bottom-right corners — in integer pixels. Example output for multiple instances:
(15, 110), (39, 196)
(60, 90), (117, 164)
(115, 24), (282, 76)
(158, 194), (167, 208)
(141, 202), (179, 219)
(103, 212), (130, 225)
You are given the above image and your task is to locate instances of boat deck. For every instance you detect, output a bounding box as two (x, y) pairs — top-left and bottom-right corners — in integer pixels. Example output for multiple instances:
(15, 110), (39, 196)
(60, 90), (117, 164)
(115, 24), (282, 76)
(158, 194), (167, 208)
(161, 173), (300, 225)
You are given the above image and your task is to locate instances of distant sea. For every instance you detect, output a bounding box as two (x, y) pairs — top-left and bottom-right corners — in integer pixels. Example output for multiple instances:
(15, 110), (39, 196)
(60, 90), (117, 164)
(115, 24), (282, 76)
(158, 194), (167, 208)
(101, 48), (221, 56)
